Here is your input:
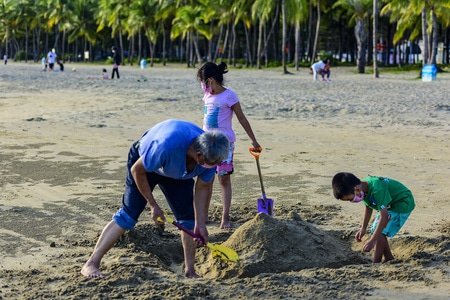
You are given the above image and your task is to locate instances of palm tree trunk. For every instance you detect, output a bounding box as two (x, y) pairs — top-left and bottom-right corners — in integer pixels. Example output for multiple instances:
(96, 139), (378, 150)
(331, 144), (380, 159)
(430, 7), (437, 65)
(193, 33), (202, 66)
(162, 25), (166, 66)
(25, 24), (29, 63)
(138, 30), (142, 64)
(119, 30), (124, 66)
(213, 23), (223, 62)
(129, 35), (134, 66)
(282, 0), (287, 74)
(261, 4), (279, 62)
(311, 0), (320, 63)
(294, 20), (300, 71)
(61, 28), (66, 63)
(243, 22), (252, 67)
(421, 6), (429, 65)
(355, 18), (367, 73)
(231, 21), (236, 66)
(220, 23), (230, 63)
(208, 22), (213, 62)
(257, 21), (263, 69)
(373, 0), (379, 78)
(306, 1), (313, 62)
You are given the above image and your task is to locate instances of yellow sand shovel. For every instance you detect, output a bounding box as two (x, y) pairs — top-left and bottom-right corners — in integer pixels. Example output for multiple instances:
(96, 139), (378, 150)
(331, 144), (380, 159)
(157, 212), (239, 263)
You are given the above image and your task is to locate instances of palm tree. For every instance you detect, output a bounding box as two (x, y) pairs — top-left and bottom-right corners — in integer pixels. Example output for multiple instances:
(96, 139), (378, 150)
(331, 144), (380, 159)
(251, 0), (274, 69)
(381, 0), (450, 66)
(0, 0), (16, 60)
(334, 0), (373, 73)
(281, 0), (288, 73)
(69, 0), (97, 62)
(14, 0), (36, 62)
(46, 0), (74, 62)
(233, 0), (253, 66)
(171, 3), (211, 67)
(286, 0), (308, 70)
(96, 0), (129, 65)
(155, 0), (178, 65)
(311, 0), (321, 63)
(128, 0), (159, 66)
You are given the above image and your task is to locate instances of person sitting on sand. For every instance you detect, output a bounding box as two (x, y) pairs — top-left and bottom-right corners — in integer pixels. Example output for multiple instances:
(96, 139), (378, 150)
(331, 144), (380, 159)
(332, 172), (415, 263)
(81, 119), (229, 279)
(197, 62), (261, 229)
(102, 68), (109, 79)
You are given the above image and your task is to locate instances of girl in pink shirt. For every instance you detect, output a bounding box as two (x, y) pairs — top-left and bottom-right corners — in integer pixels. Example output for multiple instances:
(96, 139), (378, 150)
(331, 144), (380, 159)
(197, 62), (261, 229)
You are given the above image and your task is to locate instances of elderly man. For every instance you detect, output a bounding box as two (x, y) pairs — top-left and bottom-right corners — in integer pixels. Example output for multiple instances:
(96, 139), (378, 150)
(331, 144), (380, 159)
(81, 119), (229, 279)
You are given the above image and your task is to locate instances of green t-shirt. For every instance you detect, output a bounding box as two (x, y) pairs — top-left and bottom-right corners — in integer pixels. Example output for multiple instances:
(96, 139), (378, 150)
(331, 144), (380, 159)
(362, 176), (415, 213)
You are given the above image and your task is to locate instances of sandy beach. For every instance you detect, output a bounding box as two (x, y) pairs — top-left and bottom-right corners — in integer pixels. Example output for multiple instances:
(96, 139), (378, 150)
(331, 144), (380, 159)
(0, 62), (449, 299)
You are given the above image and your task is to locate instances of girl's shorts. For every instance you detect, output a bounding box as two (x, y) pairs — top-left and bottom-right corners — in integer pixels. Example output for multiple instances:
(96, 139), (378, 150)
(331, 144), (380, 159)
(370, 211), (412, 238)
(216, 142), (234, 176)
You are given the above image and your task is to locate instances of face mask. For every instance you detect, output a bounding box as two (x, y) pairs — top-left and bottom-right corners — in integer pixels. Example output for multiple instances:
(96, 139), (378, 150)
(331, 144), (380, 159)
(200, 163), (216, 169)
(201, 81), (212, 94)
(351, 190), (364, 203)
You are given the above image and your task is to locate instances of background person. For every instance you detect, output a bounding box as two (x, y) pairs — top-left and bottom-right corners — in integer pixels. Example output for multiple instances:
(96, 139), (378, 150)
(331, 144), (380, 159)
(111, 46), (121, 79)
(47, 48), (57, 71)
(310, 58), (329, 81)
(320, 59), (331, 81)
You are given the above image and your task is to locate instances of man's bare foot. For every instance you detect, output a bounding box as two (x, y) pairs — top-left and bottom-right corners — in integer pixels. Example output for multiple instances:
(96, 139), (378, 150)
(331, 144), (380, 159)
(81, 262), (104, 279)
(185, 271), (201, 278)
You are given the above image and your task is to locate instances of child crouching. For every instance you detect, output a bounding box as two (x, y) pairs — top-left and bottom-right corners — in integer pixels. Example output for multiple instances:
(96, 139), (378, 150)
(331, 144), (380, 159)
(332, 172), (415, 263)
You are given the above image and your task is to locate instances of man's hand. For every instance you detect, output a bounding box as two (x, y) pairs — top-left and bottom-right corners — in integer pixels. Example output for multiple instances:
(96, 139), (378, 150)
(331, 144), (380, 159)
(194, 224), (209, 245)
(151, 206), (164, 225)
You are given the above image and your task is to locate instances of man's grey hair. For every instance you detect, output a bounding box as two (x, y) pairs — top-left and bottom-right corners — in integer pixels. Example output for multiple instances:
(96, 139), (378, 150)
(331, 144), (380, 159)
(194, 130), (229, 163)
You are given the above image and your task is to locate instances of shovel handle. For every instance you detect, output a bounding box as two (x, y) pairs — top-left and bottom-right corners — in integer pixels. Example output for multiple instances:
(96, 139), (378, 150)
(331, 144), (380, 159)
(249, 147), (263, 159)
(157, 215), (206, 245)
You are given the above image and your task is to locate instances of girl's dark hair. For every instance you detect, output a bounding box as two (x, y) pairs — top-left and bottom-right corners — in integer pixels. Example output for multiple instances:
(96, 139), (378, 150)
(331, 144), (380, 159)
(331, 172), (361, 199)
(197, 62), (228, 84)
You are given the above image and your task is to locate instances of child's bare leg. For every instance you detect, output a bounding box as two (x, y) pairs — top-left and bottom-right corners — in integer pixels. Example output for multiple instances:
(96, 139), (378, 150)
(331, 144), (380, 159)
(382, 238), (395, 262)
(218, 174), (232, 229)
(373, 234), (392, 263)
(206, 176), (215, 223)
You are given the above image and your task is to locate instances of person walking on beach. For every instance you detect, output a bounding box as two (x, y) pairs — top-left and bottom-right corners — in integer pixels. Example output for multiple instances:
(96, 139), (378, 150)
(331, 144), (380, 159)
(197, 62), (261, 229)
(111, 46), (121, 79)
(332, 172), (415, 263)
(80, 119), (229, 279)
(47, 48), (57, 71)
(3, 54), (7, 65)
(310, 58), (329, 81)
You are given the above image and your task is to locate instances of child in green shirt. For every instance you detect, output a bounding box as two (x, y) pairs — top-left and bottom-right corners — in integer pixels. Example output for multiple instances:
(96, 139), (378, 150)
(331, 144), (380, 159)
(332, 172), (415, 263)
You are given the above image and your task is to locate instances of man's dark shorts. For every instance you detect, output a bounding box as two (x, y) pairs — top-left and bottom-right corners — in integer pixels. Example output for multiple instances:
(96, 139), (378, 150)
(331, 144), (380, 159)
(113, 141), (195, 230)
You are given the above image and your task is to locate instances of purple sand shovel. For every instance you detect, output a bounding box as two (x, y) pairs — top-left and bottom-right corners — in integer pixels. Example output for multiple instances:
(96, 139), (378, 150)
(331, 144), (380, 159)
(249, 147), (274, 216)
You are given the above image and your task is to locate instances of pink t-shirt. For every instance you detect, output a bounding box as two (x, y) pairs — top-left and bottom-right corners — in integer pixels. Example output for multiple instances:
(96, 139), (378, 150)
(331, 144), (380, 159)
(202, 88), (239, 142)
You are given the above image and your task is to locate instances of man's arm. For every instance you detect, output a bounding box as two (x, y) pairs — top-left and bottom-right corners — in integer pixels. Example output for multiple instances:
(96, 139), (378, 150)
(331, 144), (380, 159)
(130, 157), (163, 223)
(193, 177), (213, 243)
